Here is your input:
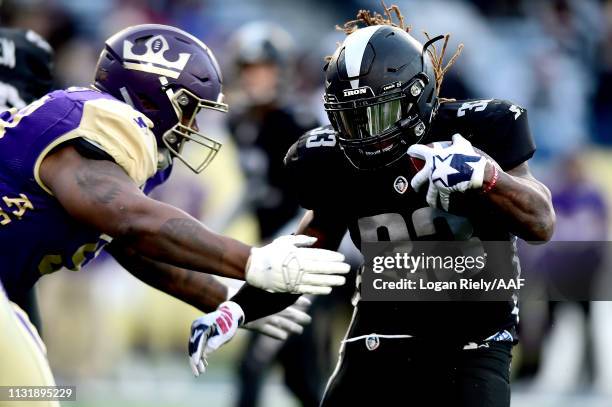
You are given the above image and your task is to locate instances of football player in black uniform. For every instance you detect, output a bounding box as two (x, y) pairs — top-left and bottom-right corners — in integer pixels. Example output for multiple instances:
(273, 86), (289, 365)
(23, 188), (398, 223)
(283, 6), (555, 407)
(0, 27), (53, 111)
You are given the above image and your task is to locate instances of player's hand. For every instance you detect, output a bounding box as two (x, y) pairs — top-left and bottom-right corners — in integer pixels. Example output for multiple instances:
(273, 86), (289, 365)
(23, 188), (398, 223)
(243, 296), (312, 340)
(245, 235), (350, 295)
(188, 301), (244, 377)
(407, 134), (488, 211)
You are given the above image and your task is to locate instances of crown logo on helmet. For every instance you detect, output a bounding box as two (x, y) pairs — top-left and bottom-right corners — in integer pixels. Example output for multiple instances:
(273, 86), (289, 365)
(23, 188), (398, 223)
(122, 35), (190, 78)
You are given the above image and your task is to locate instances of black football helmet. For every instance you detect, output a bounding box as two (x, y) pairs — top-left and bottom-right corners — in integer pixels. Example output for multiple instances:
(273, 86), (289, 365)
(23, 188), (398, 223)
(324, 25), (441, 170)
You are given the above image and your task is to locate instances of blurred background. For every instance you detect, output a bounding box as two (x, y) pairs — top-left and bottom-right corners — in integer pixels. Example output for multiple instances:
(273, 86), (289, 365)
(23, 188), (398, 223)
(2, 0), (612, 405)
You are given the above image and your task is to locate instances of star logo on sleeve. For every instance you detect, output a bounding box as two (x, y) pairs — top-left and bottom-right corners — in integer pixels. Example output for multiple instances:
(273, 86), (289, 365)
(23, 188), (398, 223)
(431, 154), (482, 187)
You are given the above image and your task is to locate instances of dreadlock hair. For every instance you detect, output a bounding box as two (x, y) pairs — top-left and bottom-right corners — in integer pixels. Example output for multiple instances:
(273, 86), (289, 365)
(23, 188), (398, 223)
(329, 1), (464, 98)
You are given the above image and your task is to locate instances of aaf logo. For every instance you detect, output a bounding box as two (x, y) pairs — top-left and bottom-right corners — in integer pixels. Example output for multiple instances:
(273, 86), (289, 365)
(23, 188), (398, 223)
(393, 175), (409, 194)
(123, 35), (190, 79)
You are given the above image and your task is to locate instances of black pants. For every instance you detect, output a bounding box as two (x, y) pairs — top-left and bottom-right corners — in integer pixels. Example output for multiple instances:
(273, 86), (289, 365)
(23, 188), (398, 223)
(237, 328), (322, 407)
(321, 337), (512, 407)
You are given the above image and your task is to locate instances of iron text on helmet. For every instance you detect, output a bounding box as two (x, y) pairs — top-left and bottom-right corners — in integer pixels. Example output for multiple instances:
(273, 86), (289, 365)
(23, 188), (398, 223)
(343, 87), (368, 97)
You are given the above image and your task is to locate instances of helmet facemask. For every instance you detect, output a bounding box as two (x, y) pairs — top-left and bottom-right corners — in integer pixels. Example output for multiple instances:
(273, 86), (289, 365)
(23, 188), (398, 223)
(326, 77), (428, 140)
(325, 76), (432, 170)
(162, 88), (228, 173)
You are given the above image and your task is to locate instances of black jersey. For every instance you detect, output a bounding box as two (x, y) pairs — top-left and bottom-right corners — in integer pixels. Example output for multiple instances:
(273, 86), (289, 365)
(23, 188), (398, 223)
(0, 28), (53, 108)
(285, 99), (535, 344)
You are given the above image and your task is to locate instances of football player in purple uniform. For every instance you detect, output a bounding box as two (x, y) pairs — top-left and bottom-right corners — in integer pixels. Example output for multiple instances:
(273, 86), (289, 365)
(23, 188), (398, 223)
(0, 24), (350, 387)
(0, 26), (54, 323)
(0, 28), (58, 406)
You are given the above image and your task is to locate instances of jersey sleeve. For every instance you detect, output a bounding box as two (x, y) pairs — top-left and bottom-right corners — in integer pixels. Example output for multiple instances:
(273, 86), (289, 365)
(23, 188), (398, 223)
(475, 100), (535, 170)
(434, 99), (536, 171)
(483, 100), (536, 170)
(284, 139), (318, 210)
(33, 97), (158, 194)
(284, 125), (344, 212)
(75, 98), (158, 186)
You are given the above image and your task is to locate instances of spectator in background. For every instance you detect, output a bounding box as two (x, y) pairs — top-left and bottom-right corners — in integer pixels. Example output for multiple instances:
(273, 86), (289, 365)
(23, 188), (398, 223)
(224, 22), (325, 407)
(225, 22), (316, 240)
(527, 153), (611, 394)
(550, 154), (607, 242)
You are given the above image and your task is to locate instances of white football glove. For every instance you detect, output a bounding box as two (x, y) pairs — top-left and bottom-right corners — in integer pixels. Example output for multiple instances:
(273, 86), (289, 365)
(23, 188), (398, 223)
(408, 134), (488, 211)
(188, 301), (243, 377)
(243, 296), (312, 340)
(245, 235), (350, 295)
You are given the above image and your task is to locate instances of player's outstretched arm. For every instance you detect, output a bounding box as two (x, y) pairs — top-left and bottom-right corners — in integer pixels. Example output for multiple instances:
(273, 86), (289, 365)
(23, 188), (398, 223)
(107, 241), (311, 337)
(106, 240), (313, 377)
(226, 209), (348, 321)
(40, 145), (350, 291)
(188, 209), (348, 376)
(106, 241), (228, 313)
(41, 145), (250, 279)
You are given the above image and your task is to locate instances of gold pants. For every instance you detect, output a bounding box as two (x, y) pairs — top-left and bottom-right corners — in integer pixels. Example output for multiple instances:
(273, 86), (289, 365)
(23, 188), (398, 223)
(0, 286), (58, 407)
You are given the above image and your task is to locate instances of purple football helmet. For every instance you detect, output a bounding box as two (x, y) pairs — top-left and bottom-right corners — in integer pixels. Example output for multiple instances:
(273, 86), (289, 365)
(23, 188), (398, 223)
(94, 24), (228, 173)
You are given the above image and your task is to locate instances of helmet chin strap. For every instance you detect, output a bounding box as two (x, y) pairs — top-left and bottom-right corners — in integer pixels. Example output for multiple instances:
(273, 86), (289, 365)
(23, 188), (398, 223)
(162, 78), (182, 121)
(157, 147), (172, 170)
(118, 86), (135, 107)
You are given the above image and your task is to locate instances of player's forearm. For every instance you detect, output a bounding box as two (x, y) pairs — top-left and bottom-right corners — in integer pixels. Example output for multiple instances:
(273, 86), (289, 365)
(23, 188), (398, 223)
(117, 200), (250, 279)
(107, 242), (228, 313)
(482, 162), (555, 242)
(230, 285), (299, 323)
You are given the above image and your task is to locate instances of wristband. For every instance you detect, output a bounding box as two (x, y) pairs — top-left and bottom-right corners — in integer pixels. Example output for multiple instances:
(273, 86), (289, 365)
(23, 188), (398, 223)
(482, 163), (499, 194)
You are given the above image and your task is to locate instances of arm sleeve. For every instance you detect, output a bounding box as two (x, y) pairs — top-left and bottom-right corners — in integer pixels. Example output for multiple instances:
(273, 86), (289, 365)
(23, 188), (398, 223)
(476, 101), (536, 171)
(230, 284), (300, 323)
(283, 142), (316, 210)
(283, 137), (343, 212)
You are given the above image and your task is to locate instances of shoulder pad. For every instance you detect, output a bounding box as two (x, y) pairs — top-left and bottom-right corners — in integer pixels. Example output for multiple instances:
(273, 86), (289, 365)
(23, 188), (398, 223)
(432, 99), (534, 170)
(284, 125), (346, 211)
(284, 125), (340, 167)
(77, 96), (158, 186)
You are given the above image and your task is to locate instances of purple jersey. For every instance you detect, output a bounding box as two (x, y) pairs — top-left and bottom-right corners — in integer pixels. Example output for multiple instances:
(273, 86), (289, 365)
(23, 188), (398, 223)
(0, 87), (167, 299)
